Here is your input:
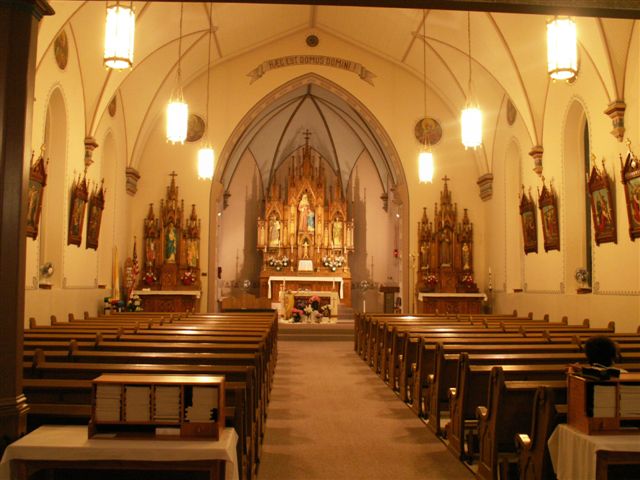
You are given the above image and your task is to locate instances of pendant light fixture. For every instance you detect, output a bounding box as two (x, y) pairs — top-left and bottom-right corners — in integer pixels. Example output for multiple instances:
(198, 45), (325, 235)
(418, 10), (434, 184)
(103, 1), (135, 70)
(461, 11), (482, 149)
(197, 5), (215, 181)
(547, 16), (578, 81)
(166, 3), (189, 144)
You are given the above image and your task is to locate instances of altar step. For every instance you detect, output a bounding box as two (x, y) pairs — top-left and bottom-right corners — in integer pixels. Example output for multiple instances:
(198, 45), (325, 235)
(278, 321), (354, 341)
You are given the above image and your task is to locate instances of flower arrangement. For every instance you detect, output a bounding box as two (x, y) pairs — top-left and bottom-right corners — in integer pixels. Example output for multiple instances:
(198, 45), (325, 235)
(291, 308), (303, 323)
(322, 255), (345, 272)
(181, 269), (197, 286)
(127, 294), (143, 312)
(267, 255), (290, 271)
(425, 273), (438, 286)
(461, 273), (474, 285)
(143, 270), (157, 286)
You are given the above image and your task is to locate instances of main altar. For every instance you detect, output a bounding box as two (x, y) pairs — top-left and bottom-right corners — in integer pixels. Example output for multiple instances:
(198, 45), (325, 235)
(257, 132), (354, 309)
(416, 177), (484, 314)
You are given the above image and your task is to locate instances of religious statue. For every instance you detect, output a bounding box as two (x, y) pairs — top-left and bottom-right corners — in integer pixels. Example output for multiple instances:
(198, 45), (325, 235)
(298, 193), (311, 232)
(439, 229), (452, 266)
(462, 243), (470, 270)
(165, 225), (177, 263)
(302, 239), (310, 259)
(420, 242), (429, 270)
(268, 214), (281, 246)
(307, 209), (315, 232)
(332, 218), (343, 247)
(186, 239), (198, 268)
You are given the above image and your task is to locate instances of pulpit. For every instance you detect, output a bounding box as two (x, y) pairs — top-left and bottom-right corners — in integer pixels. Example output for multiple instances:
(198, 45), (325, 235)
(257, 132), (354, 310)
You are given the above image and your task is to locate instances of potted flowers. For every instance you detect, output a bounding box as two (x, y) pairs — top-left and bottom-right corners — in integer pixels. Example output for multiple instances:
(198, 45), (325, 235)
(181, 269), (196, 286)
(423, 273), (438, 292)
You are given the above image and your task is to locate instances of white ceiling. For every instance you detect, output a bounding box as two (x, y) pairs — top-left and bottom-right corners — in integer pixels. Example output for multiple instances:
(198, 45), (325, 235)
(38, 2), (637, 190)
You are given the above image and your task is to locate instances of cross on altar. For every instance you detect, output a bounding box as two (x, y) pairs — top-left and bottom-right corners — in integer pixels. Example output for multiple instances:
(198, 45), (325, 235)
(442, 175), (450, 184)
(169, 171), (178, 180)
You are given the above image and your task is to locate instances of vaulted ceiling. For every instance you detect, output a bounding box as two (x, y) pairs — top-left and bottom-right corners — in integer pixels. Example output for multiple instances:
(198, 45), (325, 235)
(37, 2), (637, 189)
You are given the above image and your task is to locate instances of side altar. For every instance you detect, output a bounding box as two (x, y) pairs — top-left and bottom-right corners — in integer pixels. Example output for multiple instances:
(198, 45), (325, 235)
(257, 132), (354, 307)
(416, 177), (482, 314)
(136, 173), (202, 312)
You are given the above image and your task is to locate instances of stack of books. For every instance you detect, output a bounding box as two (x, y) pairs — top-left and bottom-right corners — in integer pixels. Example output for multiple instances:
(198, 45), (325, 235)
(95, 384), (122, 422)
(185, 387), (218, 422)
(592, 385), (617, 418)
(154, 386), (180, 423)
(125, 386), (151, 422)
(620, 385), (640, 418)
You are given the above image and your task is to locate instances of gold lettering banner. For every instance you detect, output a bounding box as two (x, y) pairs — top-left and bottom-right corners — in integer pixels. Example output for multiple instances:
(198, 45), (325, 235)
(248, 55), (376, 85)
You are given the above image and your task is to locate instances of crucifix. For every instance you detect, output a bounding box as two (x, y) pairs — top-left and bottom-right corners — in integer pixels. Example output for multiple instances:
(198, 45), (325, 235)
(442, 174), (450, 185)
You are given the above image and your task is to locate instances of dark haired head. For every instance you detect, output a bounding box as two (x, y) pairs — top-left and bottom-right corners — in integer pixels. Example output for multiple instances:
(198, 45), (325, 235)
(584, 335), (618, 367)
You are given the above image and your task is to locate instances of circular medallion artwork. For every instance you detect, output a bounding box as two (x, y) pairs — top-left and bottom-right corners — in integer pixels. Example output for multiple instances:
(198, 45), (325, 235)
(108, 97), (117, 117)
(186, 114), (205, 143)
(414, 117), (442, 146)
(506, 99), (517, 126)
(54, 31), (69, 71)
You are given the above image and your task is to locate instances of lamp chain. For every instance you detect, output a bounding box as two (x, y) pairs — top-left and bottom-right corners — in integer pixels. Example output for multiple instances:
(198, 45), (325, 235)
(177, 2), (184, 83)
(422, 9), (428, 149)
(205, 4), (213, 137)
(467, 11), (472, 100)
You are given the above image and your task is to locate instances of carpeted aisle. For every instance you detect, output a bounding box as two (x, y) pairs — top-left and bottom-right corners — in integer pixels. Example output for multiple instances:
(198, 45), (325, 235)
(258, 340), (474, 479)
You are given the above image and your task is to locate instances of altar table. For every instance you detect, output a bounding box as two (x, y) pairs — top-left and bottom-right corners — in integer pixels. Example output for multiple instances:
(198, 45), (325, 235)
(0, 425), (239, 480)
(133, 289), (200, 312)
(417, 292), (486, 314)
(548, 423), (640, 480)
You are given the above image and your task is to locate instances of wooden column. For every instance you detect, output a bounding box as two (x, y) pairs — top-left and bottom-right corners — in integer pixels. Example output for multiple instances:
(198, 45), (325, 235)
(0, 0), (53, 450)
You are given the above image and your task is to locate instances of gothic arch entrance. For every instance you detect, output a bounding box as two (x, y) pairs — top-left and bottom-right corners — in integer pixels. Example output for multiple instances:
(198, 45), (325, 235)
(208, 73), (409, 314)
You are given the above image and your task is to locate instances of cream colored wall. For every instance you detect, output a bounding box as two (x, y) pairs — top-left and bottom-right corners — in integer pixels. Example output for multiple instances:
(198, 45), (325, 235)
(492, 32), (640, 332)
(26, 17), (640, 326)
(25, 27), (131, 325)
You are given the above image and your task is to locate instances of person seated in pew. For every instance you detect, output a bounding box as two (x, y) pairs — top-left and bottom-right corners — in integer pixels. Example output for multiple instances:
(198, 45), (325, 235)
(585, 335), (619, 367)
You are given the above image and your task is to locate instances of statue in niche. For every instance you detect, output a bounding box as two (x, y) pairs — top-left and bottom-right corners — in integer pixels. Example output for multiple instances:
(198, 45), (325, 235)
(420, 242), (429, 271)
(462, 243), (470, 270)
(302, 238), (310, 259)
(332, 218), (343, 247)
(439, 229), (452, 266)
(186, 239), (199, 268)
(307, 209), (315, 232)
(268, 214), (281, 246)
(298, 193), (311, 232)
(165, 225), (177, 263)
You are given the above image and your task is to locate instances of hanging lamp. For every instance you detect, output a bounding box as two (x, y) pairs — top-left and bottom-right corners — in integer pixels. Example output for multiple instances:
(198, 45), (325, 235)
(547, 16), (578, 81)
(197, 5), (215, 180)
(461, 11), (482, 148)
(103, 1), (135, 70)
(166, 3), (189, 144)
(418, 10), (434, 184)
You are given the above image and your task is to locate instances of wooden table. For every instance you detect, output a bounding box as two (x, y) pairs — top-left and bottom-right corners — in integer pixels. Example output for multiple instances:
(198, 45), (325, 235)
(417, 292), (486, 314)
(0, 425), (238, 480)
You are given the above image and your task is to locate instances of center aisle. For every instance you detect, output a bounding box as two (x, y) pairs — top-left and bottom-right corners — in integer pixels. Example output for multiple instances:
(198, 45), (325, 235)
(258, 339), (474, 479)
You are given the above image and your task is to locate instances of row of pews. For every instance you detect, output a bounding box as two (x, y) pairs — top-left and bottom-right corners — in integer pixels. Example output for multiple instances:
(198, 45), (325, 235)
(354, 312), (640, 480)
(23, 310), (279, 480)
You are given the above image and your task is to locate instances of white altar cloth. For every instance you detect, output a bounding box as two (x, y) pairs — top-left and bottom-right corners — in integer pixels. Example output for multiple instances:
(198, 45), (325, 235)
(0, 425), (238, 480)
(268, 275), (344, 298)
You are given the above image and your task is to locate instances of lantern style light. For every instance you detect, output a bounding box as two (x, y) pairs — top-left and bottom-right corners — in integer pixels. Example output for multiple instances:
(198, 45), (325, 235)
(547, 16), (578, 81)
(103, 2), (135, 70)
(198, 147), (215, 180)
(418, 148), (434, 184)
(461, 105), (482, 148)
(417, 10), (434, 184)
(196, 4), (215, 180)
(461, 12), (482, 149)
(166, 3), (188, 144)
(166, 95), (188, 144)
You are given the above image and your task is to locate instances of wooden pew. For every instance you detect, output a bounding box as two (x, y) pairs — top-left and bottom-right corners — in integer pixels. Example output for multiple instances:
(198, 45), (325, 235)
(475, 368), (568, 480)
